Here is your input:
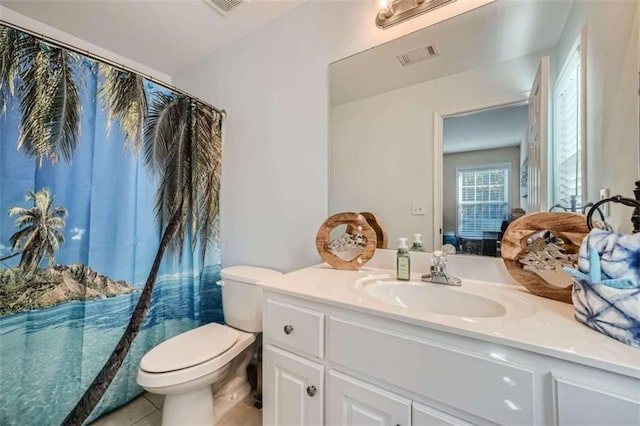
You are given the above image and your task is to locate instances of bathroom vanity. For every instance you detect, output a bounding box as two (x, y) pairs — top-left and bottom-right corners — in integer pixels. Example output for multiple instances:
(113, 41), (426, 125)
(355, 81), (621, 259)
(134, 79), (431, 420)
(259, 252), (640, 426)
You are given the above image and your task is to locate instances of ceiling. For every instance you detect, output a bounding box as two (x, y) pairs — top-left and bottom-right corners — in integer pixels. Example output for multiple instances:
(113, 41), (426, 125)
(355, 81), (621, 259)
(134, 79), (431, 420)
(330, 0), (574, 105)
(443, 104), (528, 154)
(0, 0), (306, 76)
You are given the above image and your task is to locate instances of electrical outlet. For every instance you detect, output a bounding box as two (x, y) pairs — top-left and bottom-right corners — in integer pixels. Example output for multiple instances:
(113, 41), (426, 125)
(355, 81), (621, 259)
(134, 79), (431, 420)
(412, 202), (426, 216)
(599, 188), (610, 217)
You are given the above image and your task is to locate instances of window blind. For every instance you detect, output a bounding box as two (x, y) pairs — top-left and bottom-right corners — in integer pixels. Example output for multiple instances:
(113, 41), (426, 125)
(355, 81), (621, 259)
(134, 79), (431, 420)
(457, 165), (510, 239)
(553, 43), (582, 208)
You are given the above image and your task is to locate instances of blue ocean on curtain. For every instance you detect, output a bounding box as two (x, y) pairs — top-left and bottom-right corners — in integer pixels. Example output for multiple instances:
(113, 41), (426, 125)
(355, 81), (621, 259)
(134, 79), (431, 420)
(0, 25), (223, 425)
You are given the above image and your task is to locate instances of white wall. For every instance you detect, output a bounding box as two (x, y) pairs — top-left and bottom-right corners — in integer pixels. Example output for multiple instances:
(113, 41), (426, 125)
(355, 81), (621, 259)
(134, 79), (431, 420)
(0, 6), (171, 82)
(442, 146), (521, 235)
(554, 0), (640, 232)
(330, 51), (544, 250)
(173, 0), (494, 272)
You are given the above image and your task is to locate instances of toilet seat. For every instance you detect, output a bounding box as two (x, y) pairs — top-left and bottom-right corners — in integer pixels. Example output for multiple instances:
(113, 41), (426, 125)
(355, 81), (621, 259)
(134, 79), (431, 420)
(137, 324), (255, 390)
(141, 323), (240, 373)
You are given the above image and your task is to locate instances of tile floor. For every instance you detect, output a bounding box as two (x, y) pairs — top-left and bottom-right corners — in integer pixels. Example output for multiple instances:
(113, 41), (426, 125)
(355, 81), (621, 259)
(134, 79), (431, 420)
(90, 392), (261, 426)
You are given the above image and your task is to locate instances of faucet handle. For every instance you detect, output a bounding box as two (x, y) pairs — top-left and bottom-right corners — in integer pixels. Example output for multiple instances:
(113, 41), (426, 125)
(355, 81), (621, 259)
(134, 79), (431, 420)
(432, 249), (446, 262)
(431, 250), (447, 274)
(423, 249), (462, 286)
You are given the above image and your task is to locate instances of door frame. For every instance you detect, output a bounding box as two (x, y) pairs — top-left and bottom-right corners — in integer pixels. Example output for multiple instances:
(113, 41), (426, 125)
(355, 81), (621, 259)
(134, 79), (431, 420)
(432, 93), (529, 251)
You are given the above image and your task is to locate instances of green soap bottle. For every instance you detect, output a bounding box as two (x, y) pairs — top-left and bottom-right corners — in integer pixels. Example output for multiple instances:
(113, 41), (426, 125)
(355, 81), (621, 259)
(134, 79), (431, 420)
(410, 233), (425, 252)
(397, 238), (411, 281)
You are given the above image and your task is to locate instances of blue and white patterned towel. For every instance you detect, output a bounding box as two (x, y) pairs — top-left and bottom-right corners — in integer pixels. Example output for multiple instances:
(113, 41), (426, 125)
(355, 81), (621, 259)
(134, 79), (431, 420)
(564, 229), (640, 348)
(575, 228), (640, 288)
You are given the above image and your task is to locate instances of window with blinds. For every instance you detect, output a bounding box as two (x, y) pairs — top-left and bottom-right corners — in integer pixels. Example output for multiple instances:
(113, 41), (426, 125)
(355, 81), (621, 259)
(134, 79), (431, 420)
(553, 36), (583, 208)
(457, 165), (510, 239)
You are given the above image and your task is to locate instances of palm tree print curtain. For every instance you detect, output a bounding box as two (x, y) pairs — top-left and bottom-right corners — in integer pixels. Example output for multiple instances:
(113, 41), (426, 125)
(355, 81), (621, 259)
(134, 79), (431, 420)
(0, 25), (223, 425)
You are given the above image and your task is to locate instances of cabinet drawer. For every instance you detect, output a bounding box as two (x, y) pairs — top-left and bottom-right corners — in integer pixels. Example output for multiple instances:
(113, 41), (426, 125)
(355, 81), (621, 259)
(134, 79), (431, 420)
(329, 316), (535, 425)
(264, 299), (324, 359)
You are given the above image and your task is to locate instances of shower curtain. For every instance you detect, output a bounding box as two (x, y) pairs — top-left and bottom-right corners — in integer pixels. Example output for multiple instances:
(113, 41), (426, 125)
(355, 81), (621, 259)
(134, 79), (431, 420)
(0, 25), (223, 425)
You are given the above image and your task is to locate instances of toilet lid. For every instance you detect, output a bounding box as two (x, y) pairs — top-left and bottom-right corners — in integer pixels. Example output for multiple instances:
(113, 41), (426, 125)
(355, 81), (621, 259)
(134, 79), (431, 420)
(140, 323), (240, 373)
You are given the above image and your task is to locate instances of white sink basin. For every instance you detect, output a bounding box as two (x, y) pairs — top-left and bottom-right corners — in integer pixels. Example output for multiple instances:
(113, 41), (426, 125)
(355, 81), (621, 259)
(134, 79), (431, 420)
(363, 280), (508, 318)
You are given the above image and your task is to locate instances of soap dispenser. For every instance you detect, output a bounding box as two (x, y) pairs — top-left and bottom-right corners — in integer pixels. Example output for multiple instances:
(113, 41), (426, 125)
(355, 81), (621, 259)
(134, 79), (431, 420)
(397, 238), (411, 281)
(410, 233), (425, 252)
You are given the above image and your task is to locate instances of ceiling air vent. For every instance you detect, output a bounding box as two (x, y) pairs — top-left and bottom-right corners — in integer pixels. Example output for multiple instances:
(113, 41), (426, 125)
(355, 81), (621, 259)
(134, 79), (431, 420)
(203, 0), (246, 16)
(396, 44), (439, 67)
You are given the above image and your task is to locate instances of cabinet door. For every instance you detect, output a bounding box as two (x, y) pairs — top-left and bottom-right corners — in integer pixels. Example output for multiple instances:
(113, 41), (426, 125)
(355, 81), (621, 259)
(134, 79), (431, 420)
(413, 401), (473, 426)
(263, 345), (323, 426)
(554, 375), (640, 426)
(329, 370), (411, 426)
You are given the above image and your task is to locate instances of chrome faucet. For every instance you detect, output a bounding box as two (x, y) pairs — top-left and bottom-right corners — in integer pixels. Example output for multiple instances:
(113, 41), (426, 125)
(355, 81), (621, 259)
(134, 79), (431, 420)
(421, 250), (462, 286)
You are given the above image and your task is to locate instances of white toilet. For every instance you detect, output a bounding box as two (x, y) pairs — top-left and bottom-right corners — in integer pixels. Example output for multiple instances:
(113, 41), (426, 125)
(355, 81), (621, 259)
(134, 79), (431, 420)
(136, 265), (282, 426)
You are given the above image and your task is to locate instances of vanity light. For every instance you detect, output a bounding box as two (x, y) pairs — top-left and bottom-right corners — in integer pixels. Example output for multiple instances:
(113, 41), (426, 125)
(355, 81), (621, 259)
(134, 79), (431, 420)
(376, 0), (458, 29)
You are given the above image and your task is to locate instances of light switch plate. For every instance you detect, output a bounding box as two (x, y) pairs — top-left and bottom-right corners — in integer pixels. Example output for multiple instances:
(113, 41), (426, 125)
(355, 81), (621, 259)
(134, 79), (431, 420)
(599, 188), (610, 217)
(412, 202), (426, 216)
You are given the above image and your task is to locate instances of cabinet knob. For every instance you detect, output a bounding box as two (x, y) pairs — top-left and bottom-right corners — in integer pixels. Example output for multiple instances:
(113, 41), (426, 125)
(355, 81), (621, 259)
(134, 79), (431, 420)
(306, 385), (317, 397)
(283, 324), (294, 335)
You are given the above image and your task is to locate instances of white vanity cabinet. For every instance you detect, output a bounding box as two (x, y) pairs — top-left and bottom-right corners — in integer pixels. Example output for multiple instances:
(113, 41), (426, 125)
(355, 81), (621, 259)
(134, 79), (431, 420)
(263, 298), (325, 426)
(262, 291), (640, 426)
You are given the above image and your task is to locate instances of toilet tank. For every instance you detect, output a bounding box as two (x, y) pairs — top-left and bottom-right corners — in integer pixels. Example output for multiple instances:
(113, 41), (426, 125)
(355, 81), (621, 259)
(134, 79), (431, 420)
(219, 266), (283, 332)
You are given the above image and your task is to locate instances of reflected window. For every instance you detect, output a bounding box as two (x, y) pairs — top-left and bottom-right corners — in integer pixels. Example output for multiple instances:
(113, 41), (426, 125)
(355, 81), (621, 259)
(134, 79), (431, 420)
(553, 33), (584, 207)
(457, 164), (510, 239)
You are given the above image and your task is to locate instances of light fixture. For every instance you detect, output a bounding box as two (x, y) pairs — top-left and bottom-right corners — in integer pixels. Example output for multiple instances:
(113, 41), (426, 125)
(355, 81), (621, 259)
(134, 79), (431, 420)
(202, 0), (245, 16)
(376, 0), (458, 29)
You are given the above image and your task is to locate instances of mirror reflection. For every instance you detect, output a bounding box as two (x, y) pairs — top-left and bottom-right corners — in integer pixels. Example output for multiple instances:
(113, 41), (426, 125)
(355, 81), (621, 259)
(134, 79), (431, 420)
(329, 0), (640, 255)
(442, 104), (527, 255)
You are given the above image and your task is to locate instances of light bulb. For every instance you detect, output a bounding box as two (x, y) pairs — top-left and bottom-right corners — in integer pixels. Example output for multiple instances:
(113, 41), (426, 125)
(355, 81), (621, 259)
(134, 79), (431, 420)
(378, 0), (394, 19)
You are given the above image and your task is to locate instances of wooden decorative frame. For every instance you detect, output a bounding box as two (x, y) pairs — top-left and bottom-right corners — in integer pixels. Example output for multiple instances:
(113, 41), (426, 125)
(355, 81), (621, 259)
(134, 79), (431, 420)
(501, 212), (589, 304)
(316, 212), (377, 270)
(346, 212), (388, 249)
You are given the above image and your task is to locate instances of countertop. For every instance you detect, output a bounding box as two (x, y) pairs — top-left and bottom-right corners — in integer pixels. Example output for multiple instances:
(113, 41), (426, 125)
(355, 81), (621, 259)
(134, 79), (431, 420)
(258, 251), (640, 379)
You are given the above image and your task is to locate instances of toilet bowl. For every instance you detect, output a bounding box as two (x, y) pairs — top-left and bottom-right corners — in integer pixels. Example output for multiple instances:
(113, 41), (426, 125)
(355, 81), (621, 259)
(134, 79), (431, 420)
(137, 323), (255, 425)
(136, 266), (282, 426)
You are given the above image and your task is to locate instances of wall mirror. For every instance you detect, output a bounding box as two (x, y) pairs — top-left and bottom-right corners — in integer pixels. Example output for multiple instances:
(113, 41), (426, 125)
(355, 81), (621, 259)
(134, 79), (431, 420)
(329, 0), (640, 255)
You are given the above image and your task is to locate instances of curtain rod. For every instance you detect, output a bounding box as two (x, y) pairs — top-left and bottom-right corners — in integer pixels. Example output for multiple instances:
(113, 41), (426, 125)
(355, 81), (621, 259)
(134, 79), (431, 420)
(0, 19), (226, 118)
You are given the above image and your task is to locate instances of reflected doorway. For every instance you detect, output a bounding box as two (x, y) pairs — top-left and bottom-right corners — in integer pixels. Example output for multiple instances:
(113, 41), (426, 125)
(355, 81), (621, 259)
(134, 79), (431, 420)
(442, 103), (528, 256)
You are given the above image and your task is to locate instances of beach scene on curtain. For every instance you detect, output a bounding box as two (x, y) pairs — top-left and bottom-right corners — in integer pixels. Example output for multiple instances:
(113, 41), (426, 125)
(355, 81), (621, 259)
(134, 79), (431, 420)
(0, 24), (223, 425)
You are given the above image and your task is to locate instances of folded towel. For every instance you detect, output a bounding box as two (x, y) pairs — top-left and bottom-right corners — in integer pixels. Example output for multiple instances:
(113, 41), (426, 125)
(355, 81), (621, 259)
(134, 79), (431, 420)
(563, 228), (640, 348)
(564, 228), (640, 289)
